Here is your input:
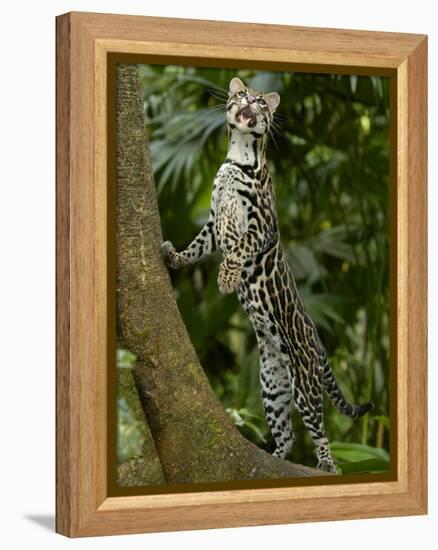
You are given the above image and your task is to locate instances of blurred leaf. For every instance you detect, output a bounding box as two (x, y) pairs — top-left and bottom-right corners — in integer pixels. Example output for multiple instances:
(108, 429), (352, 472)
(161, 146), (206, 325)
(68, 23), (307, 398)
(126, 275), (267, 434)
(338, 458), (389, 474)
(299, 288), (345, 332)
(331, 441), (389, 462)
(116, 348), (136, 369)
(309, 226), (356, 262)
(117, 398), (144, 461)
(226, 407), (267, 443)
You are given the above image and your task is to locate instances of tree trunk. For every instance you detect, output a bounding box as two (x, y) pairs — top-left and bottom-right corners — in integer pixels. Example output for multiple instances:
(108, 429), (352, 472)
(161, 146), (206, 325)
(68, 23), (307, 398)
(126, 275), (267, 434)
(116, 63), (323, 483)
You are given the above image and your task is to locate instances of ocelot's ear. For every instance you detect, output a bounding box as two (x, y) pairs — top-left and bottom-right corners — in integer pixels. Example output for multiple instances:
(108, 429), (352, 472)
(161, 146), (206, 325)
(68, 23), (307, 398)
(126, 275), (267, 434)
(265, 92), (280, 113)
(229, 77), (246, 95)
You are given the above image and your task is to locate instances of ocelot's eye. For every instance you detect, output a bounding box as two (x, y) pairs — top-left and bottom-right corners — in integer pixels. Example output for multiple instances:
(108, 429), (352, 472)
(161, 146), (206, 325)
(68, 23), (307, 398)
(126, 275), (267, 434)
(238, 91), (246, 97)
(258, 98), (267, 107)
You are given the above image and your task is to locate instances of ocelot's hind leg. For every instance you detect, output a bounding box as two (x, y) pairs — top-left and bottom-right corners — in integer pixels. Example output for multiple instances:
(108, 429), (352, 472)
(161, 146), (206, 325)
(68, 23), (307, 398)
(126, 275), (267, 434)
(294, 369), (336, 473)
(259, 340), (294, 459)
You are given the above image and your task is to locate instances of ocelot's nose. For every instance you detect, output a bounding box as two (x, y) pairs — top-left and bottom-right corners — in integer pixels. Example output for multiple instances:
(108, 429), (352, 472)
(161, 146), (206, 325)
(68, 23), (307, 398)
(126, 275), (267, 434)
(246, 95), (256, 104)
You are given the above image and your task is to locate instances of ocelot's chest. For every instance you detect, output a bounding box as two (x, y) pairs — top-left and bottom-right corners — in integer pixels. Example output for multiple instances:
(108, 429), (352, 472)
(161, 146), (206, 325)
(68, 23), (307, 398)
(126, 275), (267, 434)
(215, 169), (251, 253)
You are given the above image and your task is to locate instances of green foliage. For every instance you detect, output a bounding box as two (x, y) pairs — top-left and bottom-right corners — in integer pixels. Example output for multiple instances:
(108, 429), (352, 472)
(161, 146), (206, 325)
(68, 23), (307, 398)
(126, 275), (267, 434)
(330, 441), (389, 474)
(331, 441), (389, 462)
(116, 348), (136, 369)
(226, 408), (267, 443)
(337, 459), (389, 474)
(117, 397), (144, 462)
(137, 63), (390, 473)
(116, 348), (146, 463)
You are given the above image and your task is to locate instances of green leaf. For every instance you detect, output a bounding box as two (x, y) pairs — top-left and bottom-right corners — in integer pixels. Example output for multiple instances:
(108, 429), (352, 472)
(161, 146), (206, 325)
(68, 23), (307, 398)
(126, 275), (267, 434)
(225, 408), (267, 443)
(338, 458), (389, 474)
(331, 441), (389, 462)
(116, 348), (137, 369)
(309, 225), (356, 262)
(298, 288), (345, 332)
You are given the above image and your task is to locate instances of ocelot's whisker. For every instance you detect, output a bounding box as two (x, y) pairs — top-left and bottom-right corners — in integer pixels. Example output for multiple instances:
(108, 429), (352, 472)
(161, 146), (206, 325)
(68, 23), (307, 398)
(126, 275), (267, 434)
(207, 88), (230, 102)
(268, 127), (280, 150)
(208, 85), (229, 95)
(269, 124), (283, 138)
(207, 103), (227, 112)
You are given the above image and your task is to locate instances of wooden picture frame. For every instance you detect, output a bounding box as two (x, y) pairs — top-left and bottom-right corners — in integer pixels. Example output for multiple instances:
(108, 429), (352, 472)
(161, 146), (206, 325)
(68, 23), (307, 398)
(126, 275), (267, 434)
(56, 11), (427, 537)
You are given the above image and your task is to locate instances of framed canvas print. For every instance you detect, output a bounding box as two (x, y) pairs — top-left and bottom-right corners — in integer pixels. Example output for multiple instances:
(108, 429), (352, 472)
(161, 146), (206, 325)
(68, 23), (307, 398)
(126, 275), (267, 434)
(56, 12), (428, 537)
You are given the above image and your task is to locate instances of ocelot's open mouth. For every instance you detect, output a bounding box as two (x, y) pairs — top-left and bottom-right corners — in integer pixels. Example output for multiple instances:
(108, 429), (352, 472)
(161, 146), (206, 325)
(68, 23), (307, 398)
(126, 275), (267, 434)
(235, 106), (257, 127)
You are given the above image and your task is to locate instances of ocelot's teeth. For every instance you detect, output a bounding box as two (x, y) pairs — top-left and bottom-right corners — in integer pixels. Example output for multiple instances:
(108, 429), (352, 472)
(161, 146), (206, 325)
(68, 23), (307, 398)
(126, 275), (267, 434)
(236, 106), (256, 127)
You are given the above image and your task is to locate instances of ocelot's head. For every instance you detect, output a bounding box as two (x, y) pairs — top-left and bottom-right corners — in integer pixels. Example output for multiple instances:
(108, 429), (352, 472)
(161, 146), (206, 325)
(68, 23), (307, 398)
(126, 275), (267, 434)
(226, 77), (280, 135)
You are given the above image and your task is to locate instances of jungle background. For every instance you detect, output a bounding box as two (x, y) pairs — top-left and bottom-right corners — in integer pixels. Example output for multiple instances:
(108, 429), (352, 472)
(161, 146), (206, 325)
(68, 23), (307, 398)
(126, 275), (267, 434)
(116, 64), (390, 481)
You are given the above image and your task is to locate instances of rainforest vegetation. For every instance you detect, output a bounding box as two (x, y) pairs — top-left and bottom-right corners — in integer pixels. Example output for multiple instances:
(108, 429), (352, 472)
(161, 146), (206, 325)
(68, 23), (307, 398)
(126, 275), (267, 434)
(116, 64), (390, 485)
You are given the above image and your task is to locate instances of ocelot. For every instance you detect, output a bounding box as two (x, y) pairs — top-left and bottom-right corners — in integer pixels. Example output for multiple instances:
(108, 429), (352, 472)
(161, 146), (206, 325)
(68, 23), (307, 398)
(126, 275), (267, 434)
(161, 77), (373, 473)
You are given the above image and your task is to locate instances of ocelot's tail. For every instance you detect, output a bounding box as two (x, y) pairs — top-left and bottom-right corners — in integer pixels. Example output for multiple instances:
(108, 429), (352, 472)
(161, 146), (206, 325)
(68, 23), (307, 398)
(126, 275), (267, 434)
(322, 361), (374, 419)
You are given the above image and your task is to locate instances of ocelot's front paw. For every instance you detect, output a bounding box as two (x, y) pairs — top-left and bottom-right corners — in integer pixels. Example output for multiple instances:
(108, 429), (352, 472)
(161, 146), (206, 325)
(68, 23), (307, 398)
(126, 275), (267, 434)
(217, 259), (241, 294)
(160, 241), (180, 269)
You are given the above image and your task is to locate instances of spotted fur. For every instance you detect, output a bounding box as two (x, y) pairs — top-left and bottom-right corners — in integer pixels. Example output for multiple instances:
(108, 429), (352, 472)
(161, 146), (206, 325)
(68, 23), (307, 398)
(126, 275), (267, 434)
(161, 77), (373, 473)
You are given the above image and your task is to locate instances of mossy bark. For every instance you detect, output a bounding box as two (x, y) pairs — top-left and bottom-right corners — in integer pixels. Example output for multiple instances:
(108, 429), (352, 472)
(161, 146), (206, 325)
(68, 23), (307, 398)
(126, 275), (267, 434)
(116, 63), (324, 483)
